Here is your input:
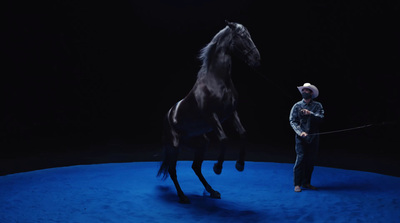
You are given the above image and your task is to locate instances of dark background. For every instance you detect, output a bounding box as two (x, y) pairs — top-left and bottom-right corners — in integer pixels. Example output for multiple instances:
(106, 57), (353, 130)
(3, 1), (399, 175)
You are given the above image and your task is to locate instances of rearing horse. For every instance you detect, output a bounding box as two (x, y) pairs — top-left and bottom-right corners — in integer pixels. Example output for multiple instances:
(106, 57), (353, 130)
(157, 21), (261, 204)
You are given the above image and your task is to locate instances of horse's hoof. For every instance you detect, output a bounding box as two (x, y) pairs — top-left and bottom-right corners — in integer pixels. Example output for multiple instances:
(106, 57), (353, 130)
(235, 161), (245, 171)
(179, 195), (191, 204)
(210, 190), (221, 199)
(213, 163), (222, 175)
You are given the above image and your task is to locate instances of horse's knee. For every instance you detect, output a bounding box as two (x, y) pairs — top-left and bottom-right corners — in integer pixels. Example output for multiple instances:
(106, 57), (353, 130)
(168, 166), (177, 178)
(219, 136), (229, 144)
(239, 132), (247, 140)
(168, 169), (176, 177)
(191, 162), (202, 175)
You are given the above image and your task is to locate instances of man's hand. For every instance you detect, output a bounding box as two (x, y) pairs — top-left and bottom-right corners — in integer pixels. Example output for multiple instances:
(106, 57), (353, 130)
(300, 132), (308, 137)
(301, 109), (311, 115)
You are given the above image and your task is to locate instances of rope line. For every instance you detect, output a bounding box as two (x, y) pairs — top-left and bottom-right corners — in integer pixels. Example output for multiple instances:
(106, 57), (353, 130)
(308, 124), (374, 136)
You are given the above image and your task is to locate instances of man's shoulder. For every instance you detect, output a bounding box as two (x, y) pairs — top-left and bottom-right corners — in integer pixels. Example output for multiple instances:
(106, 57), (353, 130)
(311, 100), (323, 108)
(312, 100), (323, 105)
(291, 101), (304, 110)
(293, 100), (304, 106)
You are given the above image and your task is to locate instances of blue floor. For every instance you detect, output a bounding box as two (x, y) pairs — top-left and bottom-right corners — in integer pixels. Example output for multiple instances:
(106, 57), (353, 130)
(1, 161), (399, 223)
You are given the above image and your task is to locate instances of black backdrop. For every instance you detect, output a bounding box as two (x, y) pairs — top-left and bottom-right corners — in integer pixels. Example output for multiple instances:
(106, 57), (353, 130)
(4, 0), (399, 156)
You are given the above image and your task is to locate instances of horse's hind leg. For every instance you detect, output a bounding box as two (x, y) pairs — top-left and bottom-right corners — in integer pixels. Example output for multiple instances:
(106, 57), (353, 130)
(167, 145), (190, 204)
(191, 135), (221, 199)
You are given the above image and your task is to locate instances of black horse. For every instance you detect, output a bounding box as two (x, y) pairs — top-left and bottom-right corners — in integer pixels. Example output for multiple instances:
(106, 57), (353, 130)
(157, 21), (261, 204)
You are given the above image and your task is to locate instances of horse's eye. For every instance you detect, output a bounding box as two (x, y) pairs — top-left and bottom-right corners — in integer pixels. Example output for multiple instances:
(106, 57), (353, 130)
(235, 32), (244, 38)
(239, 31), (248, 37)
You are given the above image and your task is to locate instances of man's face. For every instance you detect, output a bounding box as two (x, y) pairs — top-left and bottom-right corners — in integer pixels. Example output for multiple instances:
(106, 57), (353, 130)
(302, 88), (312, 94)
(301, 88), (313, 99)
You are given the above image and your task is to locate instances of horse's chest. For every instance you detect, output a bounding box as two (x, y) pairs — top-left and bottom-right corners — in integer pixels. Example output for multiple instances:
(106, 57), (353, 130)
(209, 88), (237, 110)
(194, 82), (236, 104)
(221, 91), (236, 109)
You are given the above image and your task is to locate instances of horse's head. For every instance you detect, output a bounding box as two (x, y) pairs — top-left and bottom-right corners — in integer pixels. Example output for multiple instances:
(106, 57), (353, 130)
(226, 20), (261, 69)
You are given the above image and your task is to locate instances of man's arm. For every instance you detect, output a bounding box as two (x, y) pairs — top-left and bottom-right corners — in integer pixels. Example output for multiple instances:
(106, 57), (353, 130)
(310, 102), (324, 124)
(289, 104), (304, 136)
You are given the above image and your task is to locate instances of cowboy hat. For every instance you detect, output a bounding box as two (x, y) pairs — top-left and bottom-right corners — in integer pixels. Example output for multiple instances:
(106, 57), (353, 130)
(297, 83), (319, 99)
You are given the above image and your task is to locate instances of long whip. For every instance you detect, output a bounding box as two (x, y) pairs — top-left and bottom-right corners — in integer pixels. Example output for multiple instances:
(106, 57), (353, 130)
(308, 124), (374, 136)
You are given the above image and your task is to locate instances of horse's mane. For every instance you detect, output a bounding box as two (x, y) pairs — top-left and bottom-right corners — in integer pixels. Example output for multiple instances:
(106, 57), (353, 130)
(197, 26), (233, 77)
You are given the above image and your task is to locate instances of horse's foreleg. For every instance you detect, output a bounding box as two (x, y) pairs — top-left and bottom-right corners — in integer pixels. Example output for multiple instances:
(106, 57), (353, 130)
(233, 111), (246, 171)
(235, 133), (246, 171)
(213, 140), (227, 174)
(192, 147), (221, 199)
(209, 113), (228, 175)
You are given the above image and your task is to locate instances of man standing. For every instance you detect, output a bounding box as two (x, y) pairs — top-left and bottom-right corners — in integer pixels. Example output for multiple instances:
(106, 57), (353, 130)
(289, 83), (324, 192)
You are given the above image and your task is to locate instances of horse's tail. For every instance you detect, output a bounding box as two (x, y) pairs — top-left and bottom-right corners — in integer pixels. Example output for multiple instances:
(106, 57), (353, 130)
(157, 140), (179, 181)
(157, 111), (178, 180)
(157, 145), (171, 180)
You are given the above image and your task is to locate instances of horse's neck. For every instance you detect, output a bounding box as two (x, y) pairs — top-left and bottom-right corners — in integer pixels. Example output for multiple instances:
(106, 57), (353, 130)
(207, 49), (232, 81)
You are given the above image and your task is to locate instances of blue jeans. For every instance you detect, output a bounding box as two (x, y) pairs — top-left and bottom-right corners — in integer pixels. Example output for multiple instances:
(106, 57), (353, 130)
(293, 135), (319, 186)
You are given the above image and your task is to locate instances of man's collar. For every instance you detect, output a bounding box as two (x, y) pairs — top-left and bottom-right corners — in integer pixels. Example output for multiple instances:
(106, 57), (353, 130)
(301, 99), (313, 104)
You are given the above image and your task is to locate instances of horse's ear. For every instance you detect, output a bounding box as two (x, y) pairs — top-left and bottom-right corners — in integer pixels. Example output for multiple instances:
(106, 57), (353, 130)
(225, 20), (235, 29)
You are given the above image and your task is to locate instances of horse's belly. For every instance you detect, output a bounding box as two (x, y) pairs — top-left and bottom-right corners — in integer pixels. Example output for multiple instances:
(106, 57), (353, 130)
(169, 96), (235, 137)
(175, 115), (213, 137)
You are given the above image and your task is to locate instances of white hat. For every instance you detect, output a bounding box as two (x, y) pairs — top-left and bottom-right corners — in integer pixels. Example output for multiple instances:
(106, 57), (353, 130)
(297, 83), (319, 99)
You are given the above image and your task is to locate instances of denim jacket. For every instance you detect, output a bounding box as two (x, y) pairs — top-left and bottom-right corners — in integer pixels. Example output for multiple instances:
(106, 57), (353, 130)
(289, 99), (324, 139)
